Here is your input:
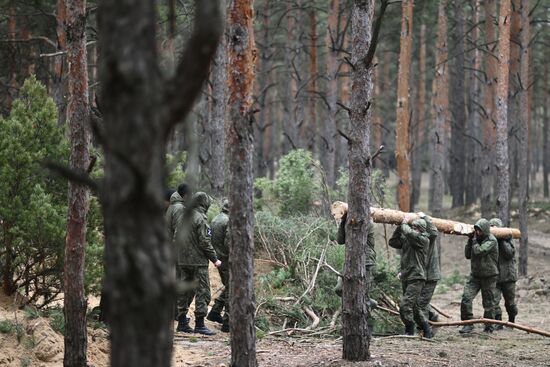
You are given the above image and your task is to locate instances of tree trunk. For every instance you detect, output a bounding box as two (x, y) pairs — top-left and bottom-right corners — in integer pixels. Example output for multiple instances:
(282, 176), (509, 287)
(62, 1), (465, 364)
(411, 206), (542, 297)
(7, 1), (17, 109)
(306, 8), (318, 155)
(429, 0), (448, 219)
(323, 0), (339, 188)
(342, 0), (377, 361)
(227, 1), (257, 366)
(496, 0), (512, 226)
(517, 0), (529, 276)
(481, 0), (497, 218)
(53, 0), (68, 126)
(373, 56), (382, 169)
(544, 45), (549, 198)
(97, 1), (222, 366)
(450, 0), (466, 207)
(395, 0), (413, 212)
(64, 1), (91, 366)
(411, 23), (426, 209)
(465, 0), (482, 206)
(282, 1), (298, 153)
(210, 6), (228, 197)
(508, 0), (521, 199)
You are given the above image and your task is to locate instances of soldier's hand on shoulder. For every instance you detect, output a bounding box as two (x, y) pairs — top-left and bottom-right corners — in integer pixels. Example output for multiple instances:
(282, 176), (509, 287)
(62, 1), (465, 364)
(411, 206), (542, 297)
(214, 259), (222, 268)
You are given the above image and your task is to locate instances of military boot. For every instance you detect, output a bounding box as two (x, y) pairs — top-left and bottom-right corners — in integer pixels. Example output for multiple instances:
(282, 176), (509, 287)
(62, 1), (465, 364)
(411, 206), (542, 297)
(494, 314), (504, 330)
(508, 314), (516, 323)
(176, 315), (193, 333)
(459, 324), (474, 334)
(221, 320), (230, 333)
(194, 317), (216, 336)
(483, 324), (494, 333)
(206, 310), (224, 324)
(421, 321), (433, 339)
(404, 322), (415, 336)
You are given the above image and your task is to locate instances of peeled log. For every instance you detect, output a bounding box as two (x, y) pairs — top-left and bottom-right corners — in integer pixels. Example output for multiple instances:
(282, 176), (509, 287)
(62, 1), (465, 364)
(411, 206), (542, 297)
(331, 202), (521, 239)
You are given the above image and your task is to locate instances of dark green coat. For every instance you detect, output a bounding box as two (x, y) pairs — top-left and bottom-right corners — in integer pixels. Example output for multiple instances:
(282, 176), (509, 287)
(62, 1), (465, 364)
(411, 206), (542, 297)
(165, 191), (184, 242)
(211, 210), (229, 260)
(497, 237), (517, 282)
(337, 212), (376, 266)
(465, 218), (499, 278)
(174, 192), (218, 266)
(424, 216), (441, 282)
(389, 223), (429, 281)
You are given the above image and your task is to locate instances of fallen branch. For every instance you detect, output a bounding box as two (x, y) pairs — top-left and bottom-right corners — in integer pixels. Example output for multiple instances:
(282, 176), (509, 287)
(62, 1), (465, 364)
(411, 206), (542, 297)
(430, 304), (451, 319)
(376, 335), (437, 343)
(322, 261), (342, 278)
(303, 306), (320, 330)
(294, 247), (326, 306)
(330, 309), (341, 328)
(431, 318), (550, 337)
(377, 305), (400, 317)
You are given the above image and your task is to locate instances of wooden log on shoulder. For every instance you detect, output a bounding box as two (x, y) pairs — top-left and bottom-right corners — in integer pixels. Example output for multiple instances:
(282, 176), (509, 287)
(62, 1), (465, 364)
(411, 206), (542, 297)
(331, 201), (521, 239)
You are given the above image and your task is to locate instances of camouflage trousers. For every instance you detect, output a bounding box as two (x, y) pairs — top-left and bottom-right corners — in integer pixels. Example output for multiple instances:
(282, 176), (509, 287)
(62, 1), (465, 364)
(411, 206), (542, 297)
(495, 281), (518, 320)
(177, 265), (211, 319)
(400, 279), (425, 326)
(460, 275), (497, 320)
(417, 280), (438, 324)
(210, 259), (230, 322)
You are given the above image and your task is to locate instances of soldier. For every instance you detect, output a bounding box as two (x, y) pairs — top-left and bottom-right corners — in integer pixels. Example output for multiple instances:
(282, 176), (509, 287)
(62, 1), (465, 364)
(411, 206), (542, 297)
(166, 183), (189, 241)
(206, 199), (230, 333)
(459, 218), (499, 334)
(415, 212), (439, 338)
(489, 218), (518, 329)
(389, 215), (429, 336)
(174, 192), (222, 335)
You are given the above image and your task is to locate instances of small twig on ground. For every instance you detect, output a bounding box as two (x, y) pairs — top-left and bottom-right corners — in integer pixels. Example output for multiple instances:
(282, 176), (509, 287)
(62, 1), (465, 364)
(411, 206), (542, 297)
(430, 303), (451, 319)
(376, 335), (437, 343)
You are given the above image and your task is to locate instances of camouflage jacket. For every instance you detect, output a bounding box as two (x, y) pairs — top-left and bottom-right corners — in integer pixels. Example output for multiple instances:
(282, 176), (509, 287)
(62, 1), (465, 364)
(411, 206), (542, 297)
(389, 223), (429, 282)
(465, 218), (499, 278)
(337, 212), (376, 266)
(211, 210), (229, 260)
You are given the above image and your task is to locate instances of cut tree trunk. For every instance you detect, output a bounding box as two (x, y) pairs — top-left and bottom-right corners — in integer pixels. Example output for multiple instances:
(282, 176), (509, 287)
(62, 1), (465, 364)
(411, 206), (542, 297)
(430, 319), (550, 338)
(331, 202), (521, 239)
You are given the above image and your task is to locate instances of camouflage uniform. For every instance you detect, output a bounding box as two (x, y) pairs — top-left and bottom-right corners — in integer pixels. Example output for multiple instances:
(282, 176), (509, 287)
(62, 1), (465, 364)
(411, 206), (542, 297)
(174, 192), (219, 334)
(165, 191), (185, 320)
(389, 220), (429, 335)
(489, 218), (518, 324)
(416, 216), (440, 337)
(207, 200), (230, 331)
(460, 218), (499, 333)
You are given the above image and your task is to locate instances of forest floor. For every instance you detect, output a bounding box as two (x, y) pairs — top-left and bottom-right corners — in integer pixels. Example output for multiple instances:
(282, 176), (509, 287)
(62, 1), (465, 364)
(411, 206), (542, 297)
(1, 194), (549, 366)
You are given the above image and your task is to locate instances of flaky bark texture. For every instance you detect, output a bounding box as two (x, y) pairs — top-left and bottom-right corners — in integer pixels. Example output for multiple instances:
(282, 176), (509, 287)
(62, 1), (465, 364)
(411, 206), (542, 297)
(429, 0), (448, 219)
(450, 0), (466, 207)
(508, 0), (521, 197)
(481, 0), (497, 218)
(210, 18), (228, 197)
(342, 0), (376, 361)
(395, 0), (413, 212)
(64, 1), (90, 366)
(97, 1), (222, 367)
(517, 0), (529, 276)
(496, 0), (511, 226)
(306, 8), (318, 154)
(544, 45), (549, 198)
(227, 1), (257, 366)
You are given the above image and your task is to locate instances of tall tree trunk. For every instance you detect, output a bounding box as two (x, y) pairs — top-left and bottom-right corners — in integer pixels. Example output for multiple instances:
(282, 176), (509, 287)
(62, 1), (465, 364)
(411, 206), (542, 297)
(430, 0), (448, 220)
(411, 23), (426, 209)
(450, 0), (466, 207)
(7, 1), (17, 109)
(64, 0), (90, 366)
(373, 56), (382, 168)
(496, 0), (512, 226)
(481, 0), (498, 218)
(544, 43), (549, 198)
(227, 1), (257, 366)
(517, 0), (529, 276)
(53, 0), (68, 126)
(97, 1), (222, 366)
(508, 0), (521, 199)
(395, 0), (413, 212)
(210, 4), (228, 198)
(323, 0), (339, 188)
(282, 1), (298, 152)
(342, 0), (379, 360)
(306, 8), (318, 155)
(465, 0), (482, 206)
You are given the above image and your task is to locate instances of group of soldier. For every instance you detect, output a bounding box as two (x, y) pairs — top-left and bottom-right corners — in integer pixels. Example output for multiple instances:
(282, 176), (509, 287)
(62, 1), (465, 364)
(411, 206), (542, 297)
(165, 183), (231, 336)
(384, 213), (518, 337)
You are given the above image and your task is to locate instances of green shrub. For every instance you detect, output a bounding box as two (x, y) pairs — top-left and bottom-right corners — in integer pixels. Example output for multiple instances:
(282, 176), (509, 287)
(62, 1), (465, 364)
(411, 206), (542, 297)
(0, 320), (14, 334)
(47, 308), (65, 335)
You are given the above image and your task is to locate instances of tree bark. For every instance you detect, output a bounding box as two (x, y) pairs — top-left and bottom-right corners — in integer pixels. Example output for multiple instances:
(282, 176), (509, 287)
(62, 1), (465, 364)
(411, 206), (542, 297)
(306, 8), (318, 155)
(97, 1), (222, 366)
(411, 23), (426, 209)
(544, 44), (549, 198)
(322, 0), (339, 188)
(7, 1), (17, 109)
(517, 0), (529, 276)
(481, 0), (498, 218)
(508, 0), (521, 198)
(496, 0), (512, 226)
(210, 13), (228, 197)
(227, 1), (257, 366)
(52, 0), (68, 126)
(450, 0), (466, 207)
(342, 0), (377, 361)
(373, 56), (382, 170)
(395, 0), (413, 212)
(64, 1), (90, 366)
(429, 0), (448, 219)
